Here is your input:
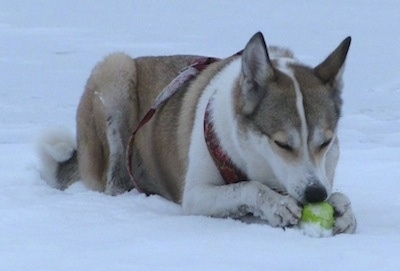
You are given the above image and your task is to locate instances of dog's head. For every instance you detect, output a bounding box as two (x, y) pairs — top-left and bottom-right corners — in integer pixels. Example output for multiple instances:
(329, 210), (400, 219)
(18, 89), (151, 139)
(235, 32), (351, 204)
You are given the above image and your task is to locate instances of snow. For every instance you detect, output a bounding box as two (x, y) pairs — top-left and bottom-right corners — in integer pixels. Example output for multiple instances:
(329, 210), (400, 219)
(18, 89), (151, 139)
(1, 1), (400, 270)
(300, 222), (333, 238)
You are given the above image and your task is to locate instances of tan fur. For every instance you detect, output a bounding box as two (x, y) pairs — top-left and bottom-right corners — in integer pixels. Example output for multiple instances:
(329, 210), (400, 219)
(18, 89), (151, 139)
(77, 53), (136, 192)
(77, 52), (217, 200)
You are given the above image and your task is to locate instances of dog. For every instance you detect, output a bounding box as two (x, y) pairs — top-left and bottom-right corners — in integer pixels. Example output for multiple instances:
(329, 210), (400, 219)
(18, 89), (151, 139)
(38, 32), (356, 234)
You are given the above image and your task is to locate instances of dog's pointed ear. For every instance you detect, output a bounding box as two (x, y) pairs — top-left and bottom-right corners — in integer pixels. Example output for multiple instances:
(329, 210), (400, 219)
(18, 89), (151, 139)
(241, 32), (275, 85)
(314, 37), (351, 85)
(240, 32), (275, 115)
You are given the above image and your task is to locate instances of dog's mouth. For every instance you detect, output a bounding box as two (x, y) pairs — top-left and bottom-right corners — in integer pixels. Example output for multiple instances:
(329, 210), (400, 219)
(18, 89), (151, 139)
(271, 186), (306, 205)
(271, 187), (288, 196)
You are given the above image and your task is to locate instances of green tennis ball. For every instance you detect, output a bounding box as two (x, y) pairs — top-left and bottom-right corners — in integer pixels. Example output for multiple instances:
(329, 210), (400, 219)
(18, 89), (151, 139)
(301, 202), (335, 229)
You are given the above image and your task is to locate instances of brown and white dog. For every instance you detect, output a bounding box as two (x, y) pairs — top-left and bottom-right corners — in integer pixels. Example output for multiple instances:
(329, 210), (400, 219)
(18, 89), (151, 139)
(38, 32), (356, 234)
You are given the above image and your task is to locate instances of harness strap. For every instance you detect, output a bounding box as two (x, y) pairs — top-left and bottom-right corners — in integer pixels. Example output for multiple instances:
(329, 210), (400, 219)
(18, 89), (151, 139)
(126, 57), (219, 194)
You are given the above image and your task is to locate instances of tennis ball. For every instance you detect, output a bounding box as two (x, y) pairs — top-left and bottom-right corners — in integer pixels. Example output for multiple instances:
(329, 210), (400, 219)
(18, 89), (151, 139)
(301, 202), (335, 229)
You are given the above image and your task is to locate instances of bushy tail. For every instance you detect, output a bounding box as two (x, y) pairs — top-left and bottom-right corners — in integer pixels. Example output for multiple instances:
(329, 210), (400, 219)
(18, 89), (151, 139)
(37, 128), (80, 190)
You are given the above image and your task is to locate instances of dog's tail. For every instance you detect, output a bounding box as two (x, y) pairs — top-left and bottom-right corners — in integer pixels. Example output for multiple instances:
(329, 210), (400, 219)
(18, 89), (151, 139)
(37, 128), (80, 190)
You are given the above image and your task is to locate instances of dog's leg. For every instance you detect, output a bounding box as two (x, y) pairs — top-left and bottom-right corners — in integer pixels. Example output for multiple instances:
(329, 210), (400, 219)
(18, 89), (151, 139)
(327, 192), (357, 234)
(99, 54), (137, 195)
(104, 114), (134, 195)
(183, 176), (302, 227)
(78, 111), (132, 195)
(80, 53), (137, 195)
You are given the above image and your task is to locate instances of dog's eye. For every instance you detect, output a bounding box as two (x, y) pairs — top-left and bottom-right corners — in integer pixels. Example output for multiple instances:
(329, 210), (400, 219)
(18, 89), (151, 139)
(274, 140), (293, 152)
(319, 139), (332, 150)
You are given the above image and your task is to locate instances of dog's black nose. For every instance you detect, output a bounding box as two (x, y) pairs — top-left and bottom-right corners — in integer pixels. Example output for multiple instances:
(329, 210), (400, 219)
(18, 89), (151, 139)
(305, 184), (327, 203)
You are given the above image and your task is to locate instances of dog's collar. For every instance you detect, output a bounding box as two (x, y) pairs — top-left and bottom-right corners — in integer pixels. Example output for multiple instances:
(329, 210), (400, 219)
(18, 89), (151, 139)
(203, 98), (248, 184)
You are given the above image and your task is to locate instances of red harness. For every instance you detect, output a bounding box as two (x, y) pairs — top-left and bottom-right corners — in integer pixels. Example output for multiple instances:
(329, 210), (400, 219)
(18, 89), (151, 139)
(126, 54), (245, 194)
(203, 98), (247, 184)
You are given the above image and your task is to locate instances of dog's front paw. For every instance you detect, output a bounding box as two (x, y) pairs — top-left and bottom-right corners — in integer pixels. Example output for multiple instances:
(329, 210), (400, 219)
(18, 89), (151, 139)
(256, 190), (302, 227)
(327, 192), (357, 234)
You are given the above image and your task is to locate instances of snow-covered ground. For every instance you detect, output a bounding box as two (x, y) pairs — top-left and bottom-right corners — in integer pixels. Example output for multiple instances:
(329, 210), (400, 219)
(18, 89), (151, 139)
(1, 1), (400, 270)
